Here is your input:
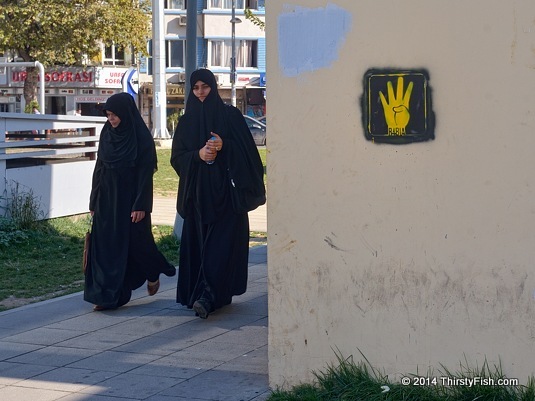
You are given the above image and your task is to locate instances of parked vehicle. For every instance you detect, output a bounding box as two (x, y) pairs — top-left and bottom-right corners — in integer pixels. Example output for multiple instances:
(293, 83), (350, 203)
(244, 115), (266, 146)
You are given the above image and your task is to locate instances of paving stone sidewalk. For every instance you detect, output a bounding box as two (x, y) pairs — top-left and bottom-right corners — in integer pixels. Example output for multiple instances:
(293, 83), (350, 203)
(152, 197), (267, 233)
(0, 246), (269, 401)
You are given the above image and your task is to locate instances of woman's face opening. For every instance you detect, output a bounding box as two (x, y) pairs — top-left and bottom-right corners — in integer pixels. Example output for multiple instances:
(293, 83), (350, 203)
(106, 111), (121, 128)
(192, 80), (211, 102)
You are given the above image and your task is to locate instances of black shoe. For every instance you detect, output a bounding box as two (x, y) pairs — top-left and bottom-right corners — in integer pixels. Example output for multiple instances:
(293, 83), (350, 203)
(193, 298), (212, 319)
(93, 305), (117, 312)
(163, 263), (176, 277)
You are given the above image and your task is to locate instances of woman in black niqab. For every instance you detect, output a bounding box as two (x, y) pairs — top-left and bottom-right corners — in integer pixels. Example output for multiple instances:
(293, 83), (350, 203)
(171, 68), (265, 319)
(84, 93), (176, 311)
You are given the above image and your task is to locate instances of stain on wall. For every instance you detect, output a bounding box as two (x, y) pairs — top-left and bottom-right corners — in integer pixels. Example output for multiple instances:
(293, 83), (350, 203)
(278, 4), (352, 77)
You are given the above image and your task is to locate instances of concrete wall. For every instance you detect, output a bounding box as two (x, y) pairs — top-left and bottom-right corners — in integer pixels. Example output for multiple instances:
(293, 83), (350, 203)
(203, 14), (265, 38)
(1, 112), (103, 220)
(6, 161), (95, 219)
(266, 0), (535, 388)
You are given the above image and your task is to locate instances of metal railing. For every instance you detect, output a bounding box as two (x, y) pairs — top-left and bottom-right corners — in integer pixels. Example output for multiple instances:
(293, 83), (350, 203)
(1, 112), (106, 219)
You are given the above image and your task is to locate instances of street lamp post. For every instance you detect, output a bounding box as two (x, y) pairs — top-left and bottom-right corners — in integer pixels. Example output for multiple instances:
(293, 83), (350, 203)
(230, 1), (241, 107)
(151, 0), (169, 138)
(185, 0), (197, 106)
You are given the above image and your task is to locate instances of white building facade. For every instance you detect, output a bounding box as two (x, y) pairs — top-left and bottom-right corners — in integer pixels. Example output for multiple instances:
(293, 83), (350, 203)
(138, 0), (266, 131)
(0, 1), (266, 131)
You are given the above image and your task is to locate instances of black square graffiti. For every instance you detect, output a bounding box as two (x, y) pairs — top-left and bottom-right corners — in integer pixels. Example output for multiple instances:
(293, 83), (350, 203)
(363, 69), (435, 144)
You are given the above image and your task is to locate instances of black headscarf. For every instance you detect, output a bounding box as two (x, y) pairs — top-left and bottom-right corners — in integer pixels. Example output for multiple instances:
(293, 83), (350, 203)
(98, 92), (156, 171)
(171, 68), (265, 222)
(185, 68), (229, 148)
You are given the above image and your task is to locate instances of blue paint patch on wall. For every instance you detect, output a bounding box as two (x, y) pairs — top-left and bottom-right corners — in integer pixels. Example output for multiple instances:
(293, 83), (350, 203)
(278, 4), (352, 77)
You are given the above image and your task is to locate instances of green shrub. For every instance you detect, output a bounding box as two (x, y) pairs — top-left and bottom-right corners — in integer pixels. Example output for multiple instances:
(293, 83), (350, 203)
(0, 216), (29, 247)
(267, 351), (535, 401)
(24, 100), (40, 114)
(1, 180), (45, 230)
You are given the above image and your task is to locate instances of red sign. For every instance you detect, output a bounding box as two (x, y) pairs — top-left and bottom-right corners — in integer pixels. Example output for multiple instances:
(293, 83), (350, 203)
(9, 67), (94, 88)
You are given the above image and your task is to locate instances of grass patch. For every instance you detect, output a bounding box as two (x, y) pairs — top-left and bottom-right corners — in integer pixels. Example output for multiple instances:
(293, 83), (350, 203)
(154, 148), (179, 196)
(0, 146), (266, 311)
(250, 231), (267, 247)
(0, 215), (179, 311)
(154, 147), (267, 196)
(267, 352), (535, 401)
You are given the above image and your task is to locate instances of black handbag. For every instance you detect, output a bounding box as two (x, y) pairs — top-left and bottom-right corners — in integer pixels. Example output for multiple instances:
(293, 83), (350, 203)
(82, 217), (92, 274)
(228, 169), (266, 214)
(224, 106), (266, 214)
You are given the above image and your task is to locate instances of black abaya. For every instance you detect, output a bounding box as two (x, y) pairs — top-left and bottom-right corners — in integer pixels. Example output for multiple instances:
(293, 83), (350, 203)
(171, 69), (265, 316)
(84, 93), (174, 309)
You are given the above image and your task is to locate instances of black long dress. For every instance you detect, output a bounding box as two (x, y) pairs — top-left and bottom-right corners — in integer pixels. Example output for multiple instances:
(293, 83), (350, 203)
(84, 93), (175, 310)
(171, 69), (265, 316)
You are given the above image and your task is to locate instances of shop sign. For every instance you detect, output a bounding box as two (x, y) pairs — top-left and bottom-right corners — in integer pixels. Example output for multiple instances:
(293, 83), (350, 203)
(74, 96), (110, 103)
(239, 74), (262, 85)
(143, 84), (185, 96)
(95, 67), (129, 88)
(9, 67), (94, 88)
(122, 67), (139, 95)
(167, 85), (185, 96)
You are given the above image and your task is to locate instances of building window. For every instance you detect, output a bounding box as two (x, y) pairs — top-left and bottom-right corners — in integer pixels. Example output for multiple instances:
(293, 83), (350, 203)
(166, 40), (186, 68)
(209, 0), (258, 9)
(165, 0), (186, 9)
(103, 44), (134, 66)
(210, 40), (257, 68)
(142, 40), (153, 75)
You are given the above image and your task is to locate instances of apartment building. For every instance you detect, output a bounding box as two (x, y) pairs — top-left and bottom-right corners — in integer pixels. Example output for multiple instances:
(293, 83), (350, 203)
(0, 1), (265, 131)
(138, 0), (266, 131)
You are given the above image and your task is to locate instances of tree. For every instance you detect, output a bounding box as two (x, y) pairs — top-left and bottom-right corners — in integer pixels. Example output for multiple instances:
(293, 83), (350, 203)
(0, 0), (151, 109)
(244, 8), (265, 31)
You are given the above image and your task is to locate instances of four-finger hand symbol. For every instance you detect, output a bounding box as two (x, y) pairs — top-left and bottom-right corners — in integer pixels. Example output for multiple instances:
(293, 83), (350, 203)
(379, 76), (413, 136)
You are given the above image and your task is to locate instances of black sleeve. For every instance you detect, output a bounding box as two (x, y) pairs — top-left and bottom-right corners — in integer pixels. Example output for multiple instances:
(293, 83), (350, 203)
(89, 157), (103, 211)
(170, 116), (201, 217)
(171, 118), (201, 178)
(132, 136), (156, 212)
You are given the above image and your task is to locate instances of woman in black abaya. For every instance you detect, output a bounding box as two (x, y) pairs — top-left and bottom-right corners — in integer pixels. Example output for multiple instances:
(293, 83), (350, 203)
(171, 68), (265, 319)
(84, 92), (176, 311)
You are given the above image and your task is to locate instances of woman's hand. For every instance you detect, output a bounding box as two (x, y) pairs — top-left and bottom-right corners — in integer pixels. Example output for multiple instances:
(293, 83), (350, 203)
(131, 210), (146, 223)
(210, 132), (223, 151)
(199, 132), (223, 163)
(199, 146), (216, 163)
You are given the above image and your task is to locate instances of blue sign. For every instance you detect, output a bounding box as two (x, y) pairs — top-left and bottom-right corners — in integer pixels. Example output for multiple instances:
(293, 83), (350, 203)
(122, 67), (139, 98)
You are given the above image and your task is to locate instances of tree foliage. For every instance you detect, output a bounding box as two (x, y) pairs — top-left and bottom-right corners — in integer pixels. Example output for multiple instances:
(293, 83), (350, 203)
(0, 0), (151, 105)
(244, 8), (265, 31)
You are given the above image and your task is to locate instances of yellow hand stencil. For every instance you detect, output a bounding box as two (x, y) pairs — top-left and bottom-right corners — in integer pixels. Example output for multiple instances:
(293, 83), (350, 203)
(379, 76), (413, 136)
